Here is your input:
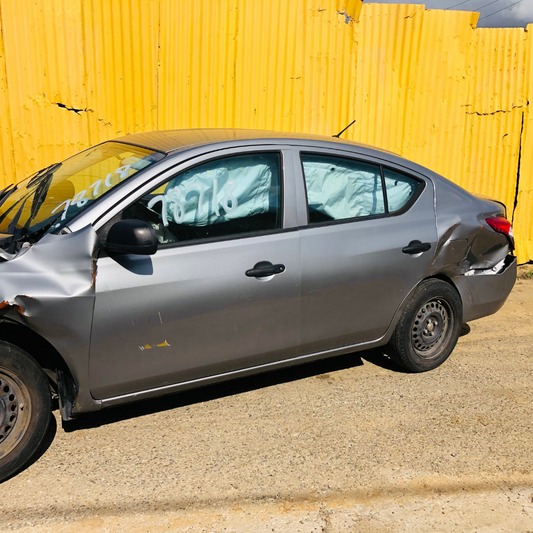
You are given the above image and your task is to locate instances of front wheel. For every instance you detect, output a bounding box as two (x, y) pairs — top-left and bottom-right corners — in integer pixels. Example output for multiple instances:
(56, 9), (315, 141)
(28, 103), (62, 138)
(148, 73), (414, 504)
(388, 279), (463, 373)
(0, 342), (52, 483)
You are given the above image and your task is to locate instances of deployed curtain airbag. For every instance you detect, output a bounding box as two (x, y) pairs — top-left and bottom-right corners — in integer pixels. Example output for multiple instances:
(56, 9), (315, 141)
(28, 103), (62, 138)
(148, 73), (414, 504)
(162, 156), (275, 226)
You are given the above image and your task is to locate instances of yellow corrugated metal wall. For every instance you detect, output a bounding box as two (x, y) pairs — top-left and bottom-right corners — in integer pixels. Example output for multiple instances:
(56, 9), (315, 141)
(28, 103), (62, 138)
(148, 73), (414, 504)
(514, 28), (533, 263)
(0, 0), (531, 262)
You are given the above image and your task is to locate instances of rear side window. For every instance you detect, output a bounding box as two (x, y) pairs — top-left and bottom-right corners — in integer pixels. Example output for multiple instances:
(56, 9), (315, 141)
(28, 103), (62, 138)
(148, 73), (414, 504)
(301, 154), (385, 224)
(121, 152), (282, 244)
(301, 153), (423, 225)
(383, 168), (419, 213)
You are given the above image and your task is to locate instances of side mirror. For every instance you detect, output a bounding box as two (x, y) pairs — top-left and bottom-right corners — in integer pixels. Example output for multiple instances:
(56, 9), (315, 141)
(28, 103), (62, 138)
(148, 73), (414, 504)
(105, 219), (158, 255)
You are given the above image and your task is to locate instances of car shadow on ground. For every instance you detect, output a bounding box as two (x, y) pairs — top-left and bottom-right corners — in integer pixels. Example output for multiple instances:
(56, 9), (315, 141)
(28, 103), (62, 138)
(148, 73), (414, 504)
(6, 324), (472, 481)
(63, 348), (403, 433)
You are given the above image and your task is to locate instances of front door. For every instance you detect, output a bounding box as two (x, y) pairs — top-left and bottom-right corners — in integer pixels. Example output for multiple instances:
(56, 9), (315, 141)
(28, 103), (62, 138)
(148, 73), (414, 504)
(89, 151), (301, 399)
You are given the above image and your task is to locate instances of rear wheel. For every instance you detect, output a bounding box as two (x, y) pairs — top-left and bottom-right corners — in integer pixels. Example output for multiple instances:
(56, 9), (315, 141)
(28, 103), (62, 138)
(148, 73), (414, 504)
(0, 342), (51, 483)
(388, 279), (462, 372)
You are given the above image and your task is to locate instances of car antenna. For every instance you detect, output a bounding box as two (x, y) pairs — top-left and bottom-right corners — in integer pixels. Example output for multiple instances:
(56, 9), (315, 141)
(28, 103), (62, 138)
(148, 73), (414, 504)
(333, 119), (356, 138)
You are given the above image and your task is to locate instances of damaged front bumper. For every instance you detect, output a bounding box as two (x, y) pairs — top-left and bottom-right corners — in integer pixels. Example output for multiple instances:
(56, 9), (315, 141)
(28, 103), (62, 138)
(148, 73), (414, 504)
(453, 255), (517, 323)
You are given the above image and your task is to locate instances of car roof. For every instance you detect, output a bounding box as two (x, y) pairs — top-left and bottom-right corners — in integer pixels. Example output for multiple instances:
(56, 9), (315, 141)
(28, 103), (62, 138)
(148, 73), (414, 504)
(114, 128), (399, 157)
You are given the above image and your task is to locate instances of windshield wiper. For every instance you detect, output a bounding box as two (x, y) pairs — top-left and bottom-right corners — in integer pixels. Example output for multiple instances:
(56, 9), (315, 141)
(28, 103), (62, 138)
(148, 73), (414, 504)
(0, 183), (18, 211)
(0, 183), (15, 201)
(20, 213), (63, 243)
(29, 172), (54, 221)
(2, 212), (63, 255)
(0, 163), (62, 231)
(27, 162), (62, 187)
(7, 195), (31, 236)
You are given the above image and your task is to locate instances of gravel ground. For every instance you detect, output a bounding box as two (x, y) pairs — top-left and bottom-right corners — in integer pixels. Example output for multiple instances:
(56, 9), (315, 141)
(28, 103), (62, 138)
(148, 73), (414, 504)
(1, 280), (533, 532)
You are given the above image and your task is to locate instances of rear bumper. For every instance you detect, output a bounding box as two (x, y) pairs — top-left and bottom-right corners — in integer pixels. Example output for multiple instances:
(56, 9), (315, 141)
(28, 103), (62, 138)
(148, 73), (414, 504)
(453, 255), (517, 323)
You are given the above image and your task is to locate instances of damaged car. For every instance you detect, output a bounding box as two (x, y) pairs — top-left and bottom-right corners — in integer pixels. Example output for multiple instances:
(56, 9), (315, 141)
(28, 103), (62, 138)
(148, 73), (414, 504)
(0, 129), (516, 481)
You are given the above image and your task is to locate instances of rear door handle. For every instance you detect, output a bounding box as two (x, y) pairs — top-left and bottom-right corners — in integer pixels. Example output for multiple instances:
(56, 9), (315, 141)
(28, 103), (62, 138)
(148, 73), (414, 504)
(402, 240), (431, 255)
(246, 261), (285, 278)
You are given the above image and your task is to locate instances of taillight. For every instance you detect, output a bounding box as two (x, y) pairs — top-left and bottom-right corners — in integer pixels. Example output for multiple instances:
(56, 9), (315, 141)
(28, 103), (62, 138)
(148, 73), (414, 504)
(486, 216), (515, 249)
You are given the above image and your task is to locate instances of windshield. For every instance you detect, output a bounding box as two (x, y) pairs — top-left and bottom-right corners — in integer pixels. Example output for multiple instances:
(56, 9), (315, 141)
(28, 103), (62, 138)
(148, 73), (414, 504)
(0, 142), (164, 251)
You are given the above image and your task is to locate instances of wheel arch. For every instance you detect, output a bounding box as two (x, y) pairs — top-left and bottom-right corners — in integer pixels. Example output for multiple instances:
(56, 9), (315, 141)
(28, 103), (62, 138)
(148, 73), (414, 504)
(424, 273), (465, 318)
(383, 273), (463, 345)
(425, 273), (460, 294)
(0, 319), (78, 420)
(387, 275), (464, 372)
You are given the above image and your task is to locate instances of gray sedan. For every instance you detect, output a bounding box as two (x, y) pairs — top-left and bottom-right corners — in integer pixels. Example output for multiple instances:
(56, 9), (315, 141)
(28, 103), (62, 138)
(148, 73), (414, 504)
(0, 129), (516, 481)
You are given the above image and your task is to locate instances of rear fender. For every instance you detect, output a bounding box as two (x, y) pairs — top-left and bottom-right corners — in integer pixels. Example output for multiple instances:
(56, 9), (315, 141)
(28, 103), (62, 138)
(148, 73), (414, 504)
(430, 177), (510, 276)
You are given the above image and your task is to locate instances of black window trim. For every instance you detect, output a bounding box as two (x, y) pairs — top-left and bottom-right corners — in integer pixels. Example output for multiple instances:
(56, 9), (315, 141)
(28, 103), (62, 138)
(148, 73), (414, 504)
(379, 165), (389, 214)
(156, 226), (297, 251)
(101, 149), (286, 250)
(298, 151), (426, 230)
(382, 165), (426, 216)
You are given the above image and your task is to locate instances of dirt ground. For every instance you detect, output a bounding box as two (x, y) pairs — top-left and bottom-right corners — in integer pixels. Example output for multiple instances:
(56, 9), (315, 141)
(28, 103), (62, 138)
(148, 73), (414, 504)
(1, 281), (533, 533)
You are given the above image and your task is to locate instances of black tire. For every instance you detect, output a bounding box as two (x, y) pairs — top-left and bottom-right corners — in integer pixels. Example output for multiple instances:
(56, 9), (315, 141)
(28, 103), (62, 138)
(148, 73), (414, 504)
(0, 341), (52, 483)
(388, 279), (463, 373)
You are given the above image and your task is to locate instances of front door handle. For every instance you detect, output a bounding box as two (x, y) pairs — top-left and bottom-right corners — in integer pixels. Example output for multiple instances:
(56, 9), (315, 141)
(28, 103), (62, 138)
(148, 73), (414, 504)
(246, 261), (286, 278)
(402, 240), (431, 255)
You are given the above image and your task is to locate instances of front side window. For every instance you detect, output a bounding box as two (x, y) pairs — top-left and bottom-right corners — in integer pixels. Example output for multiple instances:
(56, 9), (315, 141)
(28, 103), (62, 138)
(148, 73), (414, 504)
(301, 154), (385, 223)
(122, 153), (282, 244)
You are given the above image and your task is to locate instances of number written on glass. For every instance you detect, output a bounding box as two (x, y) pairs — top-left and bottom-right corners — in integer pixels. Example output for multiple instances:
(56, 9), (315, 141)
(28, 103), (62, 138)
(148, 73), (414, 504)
(51, 165), (132, 220)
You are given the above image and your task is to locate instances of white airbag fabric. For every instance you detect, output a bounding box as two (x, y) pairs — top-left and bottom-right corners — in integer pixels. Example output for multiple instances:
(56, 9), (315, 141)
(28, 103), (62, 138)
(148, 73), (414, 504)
(303, 160), (385, 219)
(384, 171), (418, 212)
(163, 156), (274, 226)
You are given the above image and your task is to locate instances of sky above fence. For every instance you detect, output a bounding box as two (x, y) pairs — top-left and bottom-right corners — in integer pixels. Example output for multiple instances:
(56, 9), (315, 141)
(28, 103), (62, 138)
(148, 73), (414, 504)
(367, 0), (533, 27)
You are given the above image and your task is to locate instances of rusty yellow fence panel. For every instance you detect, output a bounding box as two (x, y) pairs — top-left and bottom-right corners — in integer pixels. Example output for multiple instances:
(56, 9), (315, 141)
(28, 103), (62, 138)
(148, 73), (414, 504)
(461, 28), (528, 216)
(234, 0), (360, 136)
(158, 0), (238, 130)
(0, 4), (15, 183)
(158, 0), (359, 135)
(82, 0), (160, 145)
(514, 26), (533, 264)
(353, 3), (427, 154)
(0, 0), (531, 262)
(400, 9), (478, 188)
(0, 0), (90, 176)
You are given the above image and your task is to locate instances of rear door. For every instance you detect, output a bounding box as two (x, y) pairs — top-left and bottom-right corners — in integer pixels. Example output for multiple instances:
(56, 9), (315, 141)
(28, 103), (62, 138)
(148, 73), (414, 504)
(296, 149), (437, 354)
(89, 147), (301, 399)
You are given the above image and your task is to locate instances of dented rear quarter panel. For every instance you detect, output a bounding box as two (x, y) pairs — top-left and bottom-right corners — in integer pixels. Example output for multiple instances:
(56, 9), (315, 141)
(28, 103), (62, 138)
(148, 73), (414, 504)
(427, 171), (516, 322)
(430, 173), (510, 275)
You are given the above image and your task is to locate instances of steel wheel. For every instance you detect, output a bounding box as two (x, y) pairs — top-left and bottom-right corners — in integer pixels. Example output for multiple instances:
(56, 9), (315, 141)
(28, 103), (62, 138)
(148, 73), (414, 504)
(388, 279), (463, 373)
(0, 367), (33, 460)
(411, 298), (453, 358)
(0, 342), (51, 483)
